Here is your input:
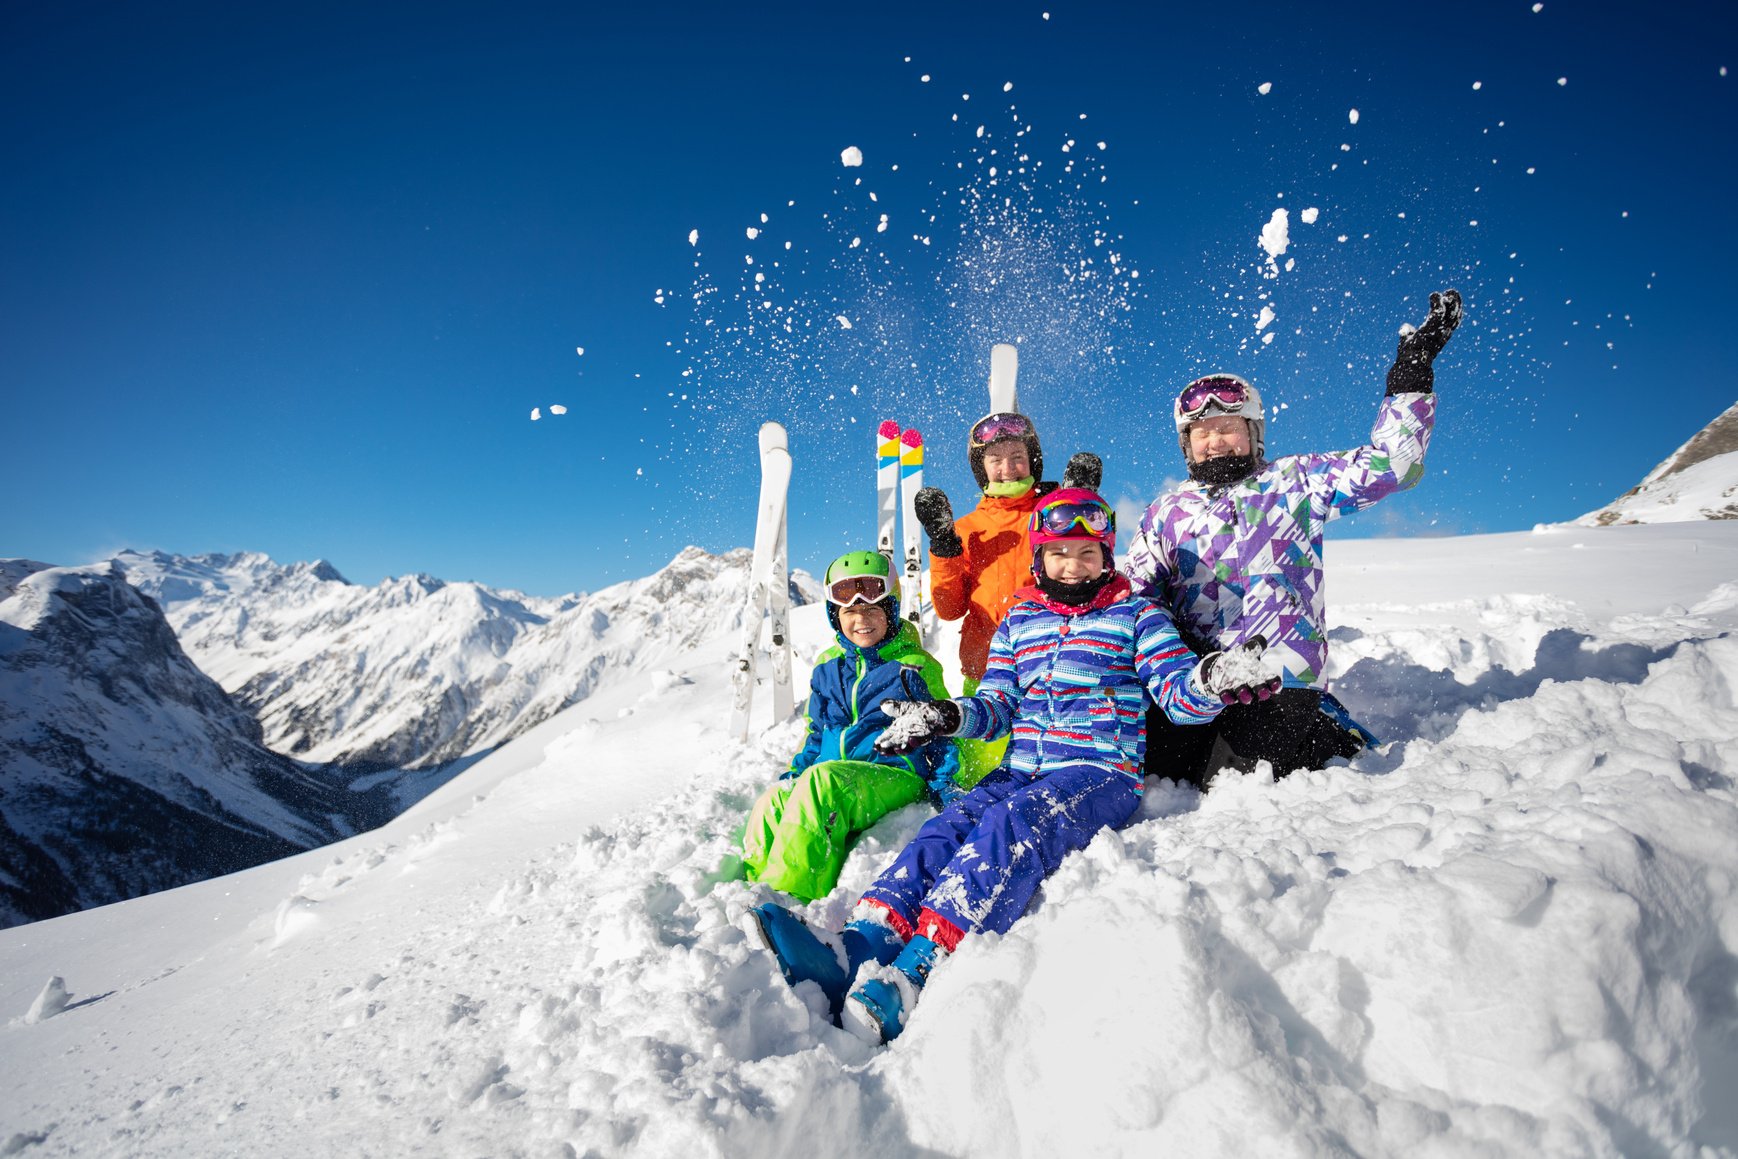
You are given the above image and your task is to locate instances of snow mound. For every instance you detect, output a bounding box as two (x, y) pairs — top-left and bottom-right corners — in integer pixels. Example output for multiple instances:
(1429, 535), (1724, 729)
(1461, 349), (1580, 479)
(4, 525), (1738, 1155)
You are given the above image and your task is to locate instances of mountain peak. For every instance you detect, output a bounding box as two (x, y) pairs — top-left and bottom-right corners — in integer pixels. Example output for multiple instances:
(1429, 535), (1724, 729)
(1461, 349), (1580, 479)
(1577, 399), (1738, 526)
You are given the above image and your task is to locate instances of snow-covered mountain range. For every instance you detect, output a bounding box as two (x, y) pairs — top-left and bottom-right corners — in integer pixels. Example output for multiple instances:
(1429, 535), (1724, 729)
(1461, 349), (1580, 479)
(1577, 399), (1738, 525)
(3, 521), (1737, 1156)
(0, 546), (813, 929)
(0, 561), (388, 928)
(117, 546), (815, 772)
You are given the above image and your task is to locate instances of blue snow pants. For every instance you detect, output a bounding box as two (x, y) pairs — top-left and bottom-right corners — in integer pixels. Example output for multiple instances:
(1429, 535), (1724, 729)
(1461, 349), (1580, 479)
(860, 763), (1143, 939)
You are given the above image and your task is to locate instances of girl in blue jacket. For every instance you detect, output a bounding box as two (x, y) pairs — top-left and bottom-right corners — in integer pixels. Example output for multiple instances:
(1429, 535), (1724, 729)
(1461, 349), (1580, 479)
(744, 492), (1282, 1041)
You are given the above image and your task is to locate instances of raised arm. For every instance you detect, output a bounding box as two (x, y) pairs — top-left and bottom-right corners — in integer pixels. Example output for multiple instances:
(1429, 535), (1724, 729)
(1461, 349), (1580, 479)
(1303, 290), (1461, 521)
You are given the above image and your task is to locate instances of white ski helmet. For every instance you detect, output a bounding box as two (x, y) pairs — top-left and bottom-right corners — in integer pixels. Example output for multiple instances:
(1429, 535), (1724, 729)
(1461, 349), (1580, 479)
(1173, 373), (1265, 461)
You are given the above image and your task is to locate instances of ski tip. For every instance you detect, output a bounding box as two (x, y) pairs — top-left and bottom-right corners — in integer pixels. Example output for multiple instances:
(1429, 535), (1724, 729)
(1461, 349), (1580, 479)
(878, 420), (901, 439)
(901, 428), (923, 446)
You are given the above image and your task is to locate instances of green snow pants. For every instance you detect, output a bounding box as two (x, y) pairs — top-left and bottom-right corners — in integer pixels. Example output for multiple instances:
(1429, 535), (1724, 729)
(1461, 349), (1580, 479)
(951, 674), (1010, 790)
(742, 759), (928, 902)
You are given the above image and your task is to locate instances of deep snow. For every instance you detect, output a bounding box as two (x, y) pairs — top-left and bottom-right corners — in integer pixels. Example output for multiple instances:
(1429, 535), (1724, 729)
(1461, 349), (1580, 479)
(3, 522), (1738, 1157)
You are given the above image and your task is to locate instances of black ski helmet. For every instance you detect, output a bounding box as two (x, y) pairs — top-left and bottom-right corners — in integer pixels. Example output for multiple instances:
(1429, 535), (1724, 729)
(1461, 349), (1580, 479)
(967, 412), (1044, 491)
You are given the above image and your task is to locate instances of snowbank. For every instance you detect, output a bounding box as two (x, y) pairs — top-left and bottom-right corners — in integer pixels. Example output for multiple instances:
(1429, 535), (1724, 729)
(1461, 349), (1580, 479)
(3, 524), (1738, 1157)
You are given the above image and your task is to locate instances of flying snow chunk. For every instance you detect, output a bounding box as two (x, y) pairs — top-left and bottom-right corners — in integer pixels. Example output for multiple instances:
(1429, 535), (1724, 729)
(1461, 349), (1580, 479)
(1557, 77), (1568, 86)
(841, 146), (864, 167)
(1256, 305), (1276, 331)
(746, 227), (760, 240)
(835, 315), (853, 329)
(1473, 81), (1483, 90)
(530, 408), (541, 421)
(575, 346), (585, 355)
(1301, 207), (1319, 224)
(1258, 82), (1273, 95)
(550, 404), (567, 415)
(1004, 82), (1013, 92)
(1348, 108), (1360, 124)
(1533, 2), (1543, 10)
(688, 229), (699, 246)
(1259, 208), (1290, 277)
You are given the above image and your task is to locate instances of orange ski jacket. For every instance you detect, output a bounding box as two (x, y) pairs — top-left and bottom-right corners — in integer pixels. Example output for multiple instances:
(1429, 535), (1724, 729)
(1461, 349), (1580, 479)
(929, 486), (1050, 682)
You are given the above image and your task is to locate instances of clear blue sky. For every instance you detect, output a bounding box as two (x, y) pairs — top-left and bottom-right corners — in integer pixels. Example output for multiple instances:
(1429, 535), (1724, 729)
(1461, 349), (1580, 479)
(4, 1), (1733, 595)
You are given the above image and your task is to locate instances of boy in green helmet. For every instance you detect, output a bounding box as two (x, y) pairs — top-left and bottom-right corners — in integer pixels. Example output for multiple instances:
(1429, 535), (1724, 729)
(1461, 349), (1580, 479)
(741, 551), (961, 902)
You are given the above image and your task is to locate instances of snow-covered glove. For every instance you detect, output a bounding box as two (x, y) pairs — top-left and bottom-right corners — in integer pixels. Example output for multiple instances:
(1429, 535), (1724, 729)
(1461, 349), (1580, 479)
(873, 699), (963, 755)
(1061, 452), (1103, 492)
(1386, 289), (1463, 395)
(913, 487), (963, 558)
(1198, 636), (1285, 705)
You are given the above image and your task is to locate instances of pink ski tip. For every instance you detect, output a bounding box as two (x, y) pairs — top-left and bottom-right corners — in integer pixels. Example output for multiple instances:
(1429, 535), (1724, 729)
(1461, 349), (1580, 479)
(901, 428), (923, 446)
(878, 420), (901, 438)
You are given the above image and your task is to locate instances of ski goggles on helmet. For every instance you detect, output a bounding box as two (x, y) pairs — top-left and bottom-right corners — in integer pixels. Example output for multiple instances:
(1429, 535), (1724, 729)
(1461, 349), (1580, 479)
(1176, 375), (1253, 421)
(826, 574), (891, 607)
(1032, 499), (1114, 537)
(970, 412), (1035, 448)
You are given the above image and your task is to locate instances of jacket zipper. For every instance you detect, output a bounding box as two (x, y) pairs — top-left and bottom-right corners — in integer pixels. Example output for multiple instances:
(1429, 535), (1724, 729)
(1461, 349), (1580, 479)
(842, 649), (868, 762)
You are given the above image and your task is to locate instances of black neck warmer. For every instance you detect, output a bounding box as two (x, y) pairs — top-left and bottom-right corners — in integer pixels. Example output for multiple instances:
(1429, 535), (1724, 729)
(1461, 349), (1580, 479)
(1035, 570), (1114, 607)
(1188, 453), (1258, 489)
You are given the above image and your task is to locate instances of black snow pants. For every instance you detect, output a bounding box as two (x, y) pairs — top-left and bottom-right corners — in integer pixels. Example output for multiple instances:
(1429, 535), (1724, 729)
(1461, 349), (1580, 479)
(1144, 689), (1365, 789)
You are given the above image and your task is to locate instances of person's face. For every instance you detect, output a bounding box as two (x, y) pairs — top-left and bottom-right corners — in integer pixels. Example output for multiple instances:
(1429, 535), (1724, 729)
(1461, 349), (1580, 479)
(1041, 540), (1106, 583)
(981, 440), (1031, 483)
(837, 601), (889, 647)
(1187, 415), (1252, 462)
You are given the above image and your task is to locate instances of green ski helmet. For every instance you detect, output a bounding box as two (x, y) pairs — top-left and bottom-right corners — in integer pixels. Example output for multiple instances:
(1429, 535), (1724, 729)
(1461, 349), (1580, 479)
(822, 550), (901, 635)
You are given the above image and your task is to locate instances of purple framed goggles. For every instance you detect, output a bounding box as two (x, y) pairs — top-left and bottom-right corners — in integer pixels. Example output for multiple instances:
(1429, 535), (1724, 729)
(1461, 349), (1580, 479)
(1176, 376), (1252, 420)
(970, 412), (1035, 448)
(1033, 500), (1114, 537)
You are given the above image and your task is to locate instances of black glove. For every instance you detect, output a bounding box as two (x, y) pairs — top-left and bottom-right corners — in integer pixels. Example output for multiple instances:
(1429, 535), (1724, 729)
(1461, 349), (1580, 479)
(1386, 289), (1464, 395)
(1061, 452), (1103, 492)
(1198, 635), (1283, 706)
(913, 487), (963, 558)
(873, 699), (963, 755)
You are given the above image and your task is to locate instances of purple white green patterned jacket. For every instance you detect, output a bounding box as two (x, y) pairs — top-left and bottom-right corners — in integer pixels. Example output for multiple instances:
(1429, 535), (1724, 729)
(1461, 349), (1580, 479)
(1124, 391), (1436, 690)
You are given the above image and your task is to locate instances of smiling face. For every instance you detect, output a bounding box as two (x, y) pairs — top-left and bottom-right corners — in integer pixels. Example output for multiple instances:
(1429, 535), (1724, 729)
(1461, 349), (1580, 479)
(981, 440), (1031, 483)
(1040, 540), (1106, 583)
(1187, 415), (1252, 463)
(837, 601), (889, 647)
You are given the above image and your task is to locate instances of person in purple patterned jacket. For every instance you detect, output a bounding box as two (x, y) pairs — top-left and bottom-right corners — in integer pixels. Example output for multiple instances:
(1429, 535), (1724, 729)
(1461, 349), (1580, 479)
(1125, 290), (1464, 786)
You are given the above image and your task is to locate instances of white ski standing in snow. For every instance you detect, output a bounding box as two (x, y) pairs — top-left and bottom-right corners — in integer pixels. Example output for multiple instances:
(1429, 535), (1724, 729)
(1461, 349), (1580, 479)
(730, 422), (793, 740)
(876, 420), (900, 562)
(989, 342), (1019, 414)
(761, 425), (794, 725)
(898, 428), (924, 628)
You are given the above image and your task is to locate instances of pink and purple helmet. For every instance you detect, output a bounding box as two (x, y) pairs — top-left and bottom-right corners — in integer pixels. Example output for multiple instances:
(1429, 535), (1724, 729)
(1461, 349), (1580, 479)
(1028, 487), (1116, 575)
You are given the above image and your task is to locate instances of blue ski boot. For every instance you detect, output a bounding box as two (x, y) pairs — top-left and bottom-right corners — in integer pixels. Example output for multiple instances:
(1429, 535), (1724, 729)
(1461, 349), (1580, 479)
(842, 934), (943, 1045)
(840, 914), (905, 974)
(741, 903), (851, 1014)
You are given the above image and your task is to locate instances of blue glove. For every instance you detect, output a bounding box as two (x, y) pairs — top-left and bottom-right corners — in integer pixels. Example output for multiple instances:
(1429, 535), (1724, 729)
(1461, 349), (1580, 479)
(929, 775), (964, 806)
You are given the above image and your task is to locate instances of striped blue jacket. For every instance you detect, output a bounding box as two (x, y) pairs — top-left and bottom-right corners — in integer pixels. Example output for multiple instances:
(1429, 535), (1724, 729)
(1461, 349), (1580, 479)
(954, 575), (1223, 784)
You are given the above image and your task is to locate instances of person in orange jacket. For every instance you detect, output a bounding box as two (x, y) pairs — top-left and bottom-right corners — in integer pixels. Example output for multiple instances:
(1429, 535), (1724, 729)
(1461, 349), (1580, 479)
(913, 411), (1100, 787)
